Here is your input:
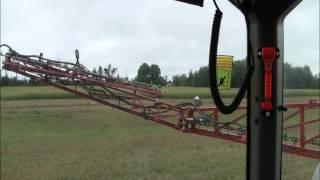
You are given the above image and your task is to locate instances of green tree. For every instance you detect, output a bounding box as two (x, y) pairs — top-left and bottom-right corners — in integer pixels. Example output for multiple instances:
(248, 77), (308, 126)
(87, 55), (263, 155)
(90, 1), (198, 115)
(284, 64), (314, 89)
(231, 59), (246, 88)
(171, 61), (317, 88)
(135, 63), (151, 84)
(103, 64), (117, 77)
(172, 74), (188, 86)
(98, 66), (103, 75)
(104, 68), (109, 76)
(284, 63), (293, 88)
(192, 70), (200, 87)
(311, 73), (319, 89)
(188, 70), (193, 86)
(92, 67), (97, 74)
(150, 64), (161, 85)
(197, 66), (209, 87)
(111, 67), (117, 76)
(0, 71), (9, 86)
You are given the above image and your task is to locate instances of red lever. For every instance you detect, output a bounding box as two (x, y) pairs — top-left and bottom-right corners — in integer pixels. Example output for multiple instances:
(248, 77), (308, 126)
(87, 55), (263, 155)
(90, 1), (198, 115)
(260, 47), (278, 111)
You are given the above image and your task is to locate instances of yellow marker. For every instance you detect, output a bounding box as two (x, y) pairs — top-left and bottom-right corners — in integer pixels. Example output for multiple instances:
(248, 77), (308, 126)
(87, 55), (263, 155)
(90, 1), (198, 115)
(217, 55), (233, 90)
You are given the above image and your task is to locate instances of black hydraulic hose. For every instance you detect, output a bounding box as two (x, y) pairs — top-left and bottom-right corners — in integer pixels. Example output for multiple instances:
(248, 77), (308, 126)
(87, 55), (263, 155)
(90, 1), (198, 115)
(208, 4), (254, 114)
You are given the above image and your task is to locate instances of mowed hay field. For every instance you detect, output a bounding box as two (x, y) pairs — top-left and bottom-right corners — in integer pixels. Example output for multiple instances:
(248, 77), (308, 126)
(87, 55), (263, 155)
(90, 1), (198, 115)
(1, 86), (319, 180)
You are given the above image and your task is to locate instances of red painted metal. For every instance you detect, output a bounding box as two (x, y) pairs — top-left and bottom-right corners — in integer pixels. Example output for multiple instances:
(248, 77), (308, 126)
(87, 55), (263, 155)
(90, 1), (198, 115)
(300, 107), (305, 147)
(2, 52), (319, 160)
(283, 110), (300, 122)
(260, 47), (278, 111)
(284, 119), (320, 130)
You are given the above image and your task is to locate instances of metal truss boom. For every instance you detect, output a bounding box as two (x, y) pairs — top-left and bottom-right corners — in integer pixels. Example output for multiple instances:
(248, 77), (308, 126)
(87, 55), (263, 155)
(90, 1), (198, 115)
(2, 51), (319, 160)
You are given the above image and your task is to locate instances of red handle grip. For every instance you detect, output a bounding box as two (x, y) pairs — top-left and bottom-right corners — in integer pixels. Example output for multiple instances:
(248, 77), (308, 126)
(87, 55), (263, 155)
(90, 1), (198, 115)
(260, 47), (277, 111)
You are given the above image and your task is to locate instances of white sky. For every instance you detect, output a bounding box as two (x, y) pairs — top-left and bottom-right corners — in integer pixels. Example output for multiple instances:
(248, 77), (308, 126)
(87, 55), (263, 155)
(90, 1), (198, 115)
(1, 0), (319, 79)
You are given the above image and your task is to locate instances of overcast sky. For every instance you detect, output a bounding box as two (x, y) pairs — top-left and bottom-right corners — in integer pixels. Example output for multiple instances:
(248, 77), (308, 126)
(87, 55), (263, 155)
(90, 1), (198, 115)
(1, 0), (319, 79)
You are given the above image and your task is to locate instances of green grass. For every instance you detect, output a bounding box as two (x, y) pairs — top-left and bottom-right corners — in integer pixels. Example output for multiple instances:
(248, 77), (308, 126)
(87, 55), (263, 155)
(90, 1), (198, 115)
(162, 86), (237, 99)
(1, 86), (77, 100)
(162, 86), (319, 99)
(1, 98), (319, 180)
(1, 86), (319, 100)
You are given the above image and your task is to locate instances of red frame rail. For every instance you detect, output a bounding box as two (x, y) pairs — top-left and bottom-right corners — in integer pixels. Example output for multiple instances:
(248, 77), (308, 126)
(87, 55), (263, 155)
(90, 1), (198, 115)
(2, 52), (319, 160)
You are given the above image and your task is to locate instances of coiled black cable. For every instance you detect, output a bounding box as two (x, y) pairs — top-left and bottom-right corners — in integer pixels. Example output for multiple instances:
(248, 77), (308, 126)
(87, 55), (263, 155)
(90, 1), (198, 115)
(208, 0), (254, 114)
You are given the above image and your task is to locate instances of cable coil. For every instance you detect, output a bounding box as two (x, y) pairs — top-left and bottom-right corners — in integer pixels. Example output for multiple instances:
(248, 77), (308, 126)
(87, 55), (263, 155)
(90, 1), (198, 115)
(208, 0), (254, 114)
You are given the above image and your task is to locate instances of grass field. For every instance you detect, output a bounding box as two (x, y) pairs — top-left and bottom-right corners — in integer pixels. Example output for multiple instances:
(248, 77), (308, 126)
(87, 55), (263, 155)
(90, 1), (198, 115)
(1, 86), (319, 180)
(1, 86), (319, 100)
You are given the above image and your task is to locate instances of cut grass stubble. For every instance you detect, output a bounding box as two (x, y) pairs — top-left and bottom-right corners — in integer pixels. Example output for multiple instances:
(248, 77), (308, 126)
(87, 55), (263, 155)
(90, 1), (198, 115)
(1, 98), (319, 180)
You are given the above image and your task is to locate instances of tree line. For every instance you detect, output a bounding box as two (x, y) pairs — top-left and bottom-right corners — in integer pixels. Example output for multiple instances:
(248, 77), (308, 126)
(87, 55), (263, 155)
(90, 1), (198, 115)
(134, 63), (167, 86)
(0, 72), (41, 86)
(171, 60), (319, 89)
(0, 63), (120, 86)
(1, 60), (319, 89)
(92, 64), (118, 77)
